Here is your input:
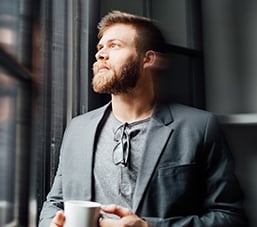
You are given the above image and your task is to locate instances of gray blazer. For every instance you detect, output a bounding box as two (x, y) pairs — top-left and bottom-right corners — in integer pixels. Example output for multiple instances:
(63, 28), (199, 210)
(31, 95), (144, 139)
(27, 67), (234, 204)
(39, 103), (247, 227)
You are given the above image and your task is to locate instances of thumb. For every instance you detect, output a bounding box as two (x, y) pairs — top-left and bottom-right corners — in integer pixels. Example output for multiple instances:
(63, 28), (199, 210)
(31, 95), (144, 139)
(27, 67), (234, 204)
(101, 204), (133, 217)
(51, 210), (65, 227)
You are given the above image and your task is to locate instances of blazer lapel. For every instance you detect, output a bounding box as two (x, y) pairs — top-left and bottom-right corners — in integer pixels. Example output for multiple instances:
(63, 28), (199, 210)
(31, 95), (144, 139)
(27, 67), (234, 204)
(76, 103), (111, 200)
(133, 103), (174, 212)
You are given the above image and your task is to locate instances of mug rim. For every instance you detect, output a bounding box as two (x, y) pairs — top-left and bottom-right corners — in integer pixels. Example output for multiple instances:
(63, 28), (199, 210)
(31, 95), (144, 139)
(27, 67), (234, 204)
(64, 200), (101, 208)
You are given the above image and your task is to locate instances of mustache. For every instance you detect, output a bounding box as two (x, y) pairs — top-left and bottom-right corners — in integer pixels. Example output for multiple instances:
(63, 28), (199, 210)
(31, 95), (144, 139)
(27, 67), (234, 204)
(92, 62), (110, 71)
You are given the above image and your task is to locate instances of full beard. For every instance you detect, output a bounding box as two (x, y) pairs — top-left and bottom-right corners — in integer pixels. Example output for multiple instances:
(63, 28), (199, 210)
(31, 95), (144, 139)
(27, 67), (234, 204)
(92, 59), (140, 95)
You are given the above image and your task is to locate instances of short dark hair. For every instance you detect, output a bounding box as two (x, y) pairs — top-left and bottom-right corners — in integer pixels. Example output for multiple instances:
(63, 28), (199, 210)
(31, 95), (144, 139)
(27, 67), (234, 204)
(97, 11), (167, 54)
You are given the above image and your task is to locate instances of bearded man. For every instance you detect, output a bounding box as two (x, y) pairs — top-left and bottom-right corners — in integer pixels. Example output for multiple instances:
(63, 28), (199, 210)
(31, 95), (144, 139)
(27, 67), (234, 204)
(39, 11), (248, 227)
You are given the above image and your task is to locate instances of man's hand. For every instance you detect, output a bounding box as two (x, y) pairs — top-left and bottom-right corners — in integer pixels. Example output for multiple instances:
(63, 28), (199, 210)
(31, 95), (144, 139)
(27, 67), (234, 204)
(99, 204), (148, 227)
(50, 210), (65, 227)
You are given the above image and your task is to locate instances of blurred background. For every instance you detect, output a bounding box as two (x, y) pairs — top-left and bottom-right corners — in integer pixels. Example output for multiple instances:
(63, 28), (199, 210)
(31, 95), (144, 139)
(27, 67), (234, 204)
(0, 0), (257, 226)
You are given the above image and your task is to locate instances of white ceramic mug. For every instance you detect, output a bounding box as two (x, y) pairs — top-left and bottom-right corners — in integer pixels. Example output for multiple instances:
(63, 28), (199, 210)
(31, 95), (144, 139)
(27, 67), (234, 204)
(64, 200), (101, 227)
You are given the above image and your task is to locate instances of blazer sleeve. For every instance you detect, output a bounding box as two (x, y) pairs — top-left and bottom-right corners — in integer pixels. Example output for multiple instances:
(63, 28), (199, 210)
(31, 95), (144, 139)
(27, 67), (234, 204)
(38, 125), (68, 227)
(37, 109), (102, 227)
(38, 159), (64, 227)
(143, 115), (248, 227)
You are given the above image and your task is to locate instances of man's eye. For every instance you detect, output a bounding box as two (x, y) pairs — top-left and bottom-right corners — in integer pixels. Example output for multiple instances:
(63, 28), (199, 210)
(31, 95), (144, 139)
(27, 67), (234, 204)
(111, 43), (119, 48)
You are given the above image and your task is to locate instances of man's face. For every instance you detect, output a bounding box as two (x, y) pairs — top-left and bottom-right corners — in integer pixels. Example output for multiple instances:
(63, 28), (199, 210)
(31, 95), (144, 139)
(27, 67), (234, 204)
(92, 24), (141, 94)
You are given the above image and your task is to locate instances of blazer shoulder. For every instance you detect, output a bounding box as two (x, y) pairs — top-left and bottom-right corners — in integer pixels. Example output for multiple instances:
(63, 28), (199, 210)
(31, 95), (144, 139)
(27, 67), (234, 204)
(167, 103), (224, 146)
(61, 103), (110, 137)
(167, 103), (218, 128)
(70, 103), (110, 124)
(169, 103), (213, 118)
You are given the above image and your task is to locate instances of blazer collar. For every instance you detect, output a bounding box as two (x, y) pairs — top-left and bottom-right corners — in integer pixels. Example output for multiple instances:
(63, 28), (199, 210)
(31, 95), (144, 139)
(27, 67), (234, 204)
(152, 102), (174, 125)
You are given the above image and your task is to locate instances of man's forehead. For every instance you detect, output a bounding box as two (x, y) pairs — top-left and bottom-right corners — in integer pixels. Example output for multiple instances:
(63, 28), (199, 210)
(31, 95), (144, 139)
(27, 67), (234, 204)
(100, 24), (137, 42)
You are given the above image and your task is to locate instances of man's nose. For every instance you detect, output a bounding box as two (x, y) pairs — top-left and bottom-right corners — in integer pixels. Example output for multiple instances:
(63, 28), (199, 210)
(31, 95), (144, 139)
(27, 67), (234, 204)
(95, 49), (109, 61)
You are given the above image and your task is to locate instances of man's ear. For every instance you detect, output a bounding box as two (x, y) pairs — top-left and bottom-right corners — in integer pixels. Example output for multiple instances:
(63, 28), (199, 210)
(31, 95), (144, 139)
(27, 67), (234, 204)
(143, 50), (157, 69)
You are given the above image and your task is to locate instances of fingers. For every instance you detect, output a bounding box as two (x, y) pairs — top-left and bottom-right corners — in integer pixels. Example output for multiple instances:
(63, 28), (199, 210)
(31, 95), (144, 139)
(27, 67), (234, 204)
(101, 204), (133, 217)
(99, 216), (120, 227)
(50, 210), (65, 227)
(99, 212), (148, 227)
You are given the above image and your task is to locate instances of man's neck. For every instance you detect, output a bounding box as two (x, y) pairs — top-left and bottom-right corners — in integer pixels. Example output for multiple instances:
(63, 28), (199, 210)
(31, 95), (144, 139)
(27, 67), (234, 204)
(111, 93), (154, 124)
